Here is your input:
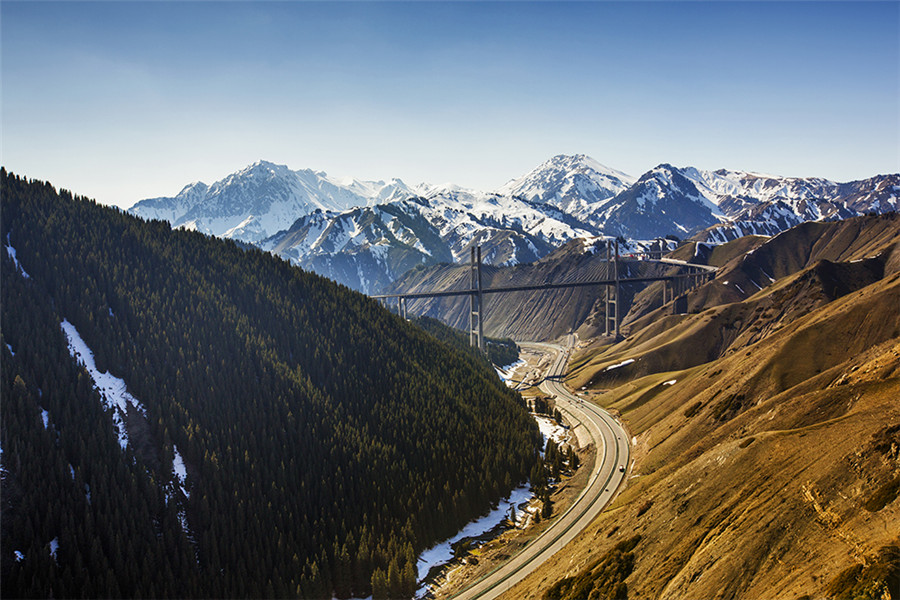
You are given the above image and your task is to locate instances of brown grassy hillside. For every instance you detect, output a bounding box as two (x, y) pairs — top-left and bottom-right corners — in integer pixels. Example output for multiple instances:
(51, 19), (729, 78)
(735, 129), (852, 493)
(624, 214), (900, 332)
(503, 216), (900, 600)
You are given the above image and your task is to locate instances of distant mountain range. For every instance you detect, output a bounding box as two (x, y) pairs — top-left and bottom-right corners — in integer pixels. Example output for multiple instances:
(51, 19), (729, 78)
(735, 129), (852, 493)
(129, 160), (414, 243)
(129, 155), (898, 293)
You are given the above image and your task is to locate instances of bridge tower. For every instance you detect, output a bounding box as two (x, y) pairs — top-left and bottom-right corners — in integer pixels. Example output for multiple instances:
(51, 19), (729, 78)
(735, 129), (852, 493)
(469, 245), (485, 351)
(657, 238), (667, 260)
(604, 240), (620, 339)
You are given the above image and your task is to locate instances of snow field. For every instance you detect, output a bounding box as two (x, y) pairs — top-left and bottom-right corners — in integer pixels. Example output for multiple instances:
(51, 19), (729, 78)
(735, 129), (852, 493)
(5, 234), (31, 279)
(605, 358), (634, 371)
(494, 359), (526, 385)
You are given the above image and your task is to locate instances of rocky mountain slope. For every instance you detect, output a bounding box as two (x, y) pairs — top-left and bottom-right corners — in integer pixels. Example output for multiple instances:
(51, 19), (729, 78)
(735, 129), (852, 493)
(622, 213), (900, 333)
(503, 213), (900, 600)
(497, 154), (635, 221)
(259, 188), (597, 294)
(690, 170), (900, 243)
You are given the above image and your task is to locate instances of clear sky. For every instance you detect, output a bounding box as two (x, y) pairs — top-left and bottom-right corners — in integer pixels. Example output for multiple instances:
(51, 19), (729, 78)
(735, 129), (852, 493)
(2, 1), (898, 208)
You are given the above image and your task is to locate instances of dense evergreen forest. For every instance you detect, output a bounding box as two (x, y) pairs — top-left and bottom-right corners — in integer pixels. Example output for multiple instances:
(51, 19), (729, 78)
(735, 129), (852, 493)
(408, 316), (519, 368)
(0, 169), (541, 599)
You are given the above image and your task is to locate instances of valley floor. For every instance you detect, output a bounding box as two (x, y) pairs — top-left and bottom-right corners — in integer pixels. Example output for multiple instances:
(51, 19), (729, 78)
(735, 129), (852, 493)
(425, 340), (631, 600)
(422, 348), (595, 599)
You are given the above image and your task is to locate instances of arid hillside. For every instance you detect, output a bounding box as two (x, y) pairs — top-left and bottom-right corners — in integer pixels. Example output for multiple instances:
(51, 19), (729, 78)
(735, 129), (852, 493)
(503, 214), (900, 600)
(624, 214), (900, 331)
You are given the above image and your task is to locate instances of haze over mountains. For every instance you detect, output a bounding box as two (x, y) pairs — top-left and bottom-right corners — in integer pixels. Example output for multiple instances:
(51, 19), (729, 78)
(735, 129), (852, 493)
(129, 155), (898, 294)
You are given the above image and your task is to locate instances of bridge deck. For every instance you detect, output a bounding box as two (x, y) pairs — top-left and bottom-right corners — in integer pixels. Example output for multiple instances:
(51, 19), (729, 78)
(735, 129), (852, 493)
(370, 251), (717, 347)
(370, 272), (712, 300)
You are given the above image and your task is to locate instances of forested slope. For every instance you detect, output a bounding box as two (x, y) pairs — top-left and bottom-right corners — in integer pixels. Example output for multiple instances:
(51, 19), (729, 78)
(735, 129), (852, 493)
(409, 316), (519, 367)
(0, 169), (541, 599)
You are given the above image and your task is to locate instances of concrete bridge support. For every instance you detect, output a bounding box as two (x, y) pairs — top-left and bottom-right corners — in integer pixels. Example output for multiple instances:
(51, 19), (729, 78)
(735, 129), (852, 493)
(469, 246), (485, 351)
(604, 240), (620, 339)
(371, 245), (716, 350)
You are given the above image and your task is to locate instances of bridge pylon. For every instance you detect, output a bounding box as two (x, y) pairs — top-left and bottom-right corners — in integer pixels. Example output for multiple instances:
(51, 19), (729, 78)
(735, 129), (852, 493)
(469, 245), (485, 351)
(370, 242), (717, 344)
(604, 240), (621, 339)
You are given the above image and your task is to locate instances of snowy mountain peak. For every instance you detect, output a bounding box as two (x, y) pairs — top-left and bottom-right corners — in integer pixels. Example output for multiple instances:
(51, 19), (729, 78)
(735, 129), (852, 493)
(130, 156), (896, 292)
(497, 154), (635, 222)
(501, 154), (635, 193)
(549, 153), (635, 183)
(239, 160), (293, 177)
(129, 161), (420, 244)
(176, 181), (209, 199)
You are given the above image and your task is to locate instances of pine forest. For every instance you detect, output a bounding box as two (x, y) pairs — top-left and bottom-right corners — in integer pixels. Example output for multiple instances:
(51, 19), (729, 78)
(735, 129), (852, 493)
(0, 169), (542, 599)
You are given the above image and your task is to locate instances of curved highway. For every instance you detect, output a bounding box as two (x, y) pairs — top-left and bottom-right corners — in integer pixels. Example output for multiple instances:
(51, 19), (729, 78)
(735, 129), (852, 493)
(450, 336), (630, 600)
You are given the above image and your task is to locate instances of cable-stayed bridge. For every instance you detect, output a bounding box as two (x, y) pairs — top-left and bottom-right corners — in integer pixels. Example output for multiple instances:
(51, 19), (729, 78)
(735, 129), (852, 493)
(371, 241), (717, 349)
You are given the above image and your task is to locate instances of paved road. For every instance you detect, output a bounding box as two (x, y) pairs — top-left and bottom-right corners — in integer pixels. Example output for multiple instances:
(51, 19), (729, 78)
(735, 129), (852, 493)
(450, 337), (630, 600)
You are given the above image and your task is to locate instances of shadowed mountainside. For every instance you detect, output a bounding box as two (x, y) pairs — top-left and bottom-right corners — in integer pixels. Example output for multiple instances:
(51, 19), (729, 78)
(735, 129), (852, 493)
(0, 170), (540, 600)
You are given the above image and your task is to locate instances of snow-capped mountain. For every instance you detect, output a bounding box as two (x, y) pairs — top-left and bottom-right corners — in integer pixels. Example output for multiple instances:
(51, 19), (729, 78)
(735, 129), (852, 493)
(260, 201), (451, 293)
(259, 187), (598, 293)
(130, 156), (898, 294)
(498, 154), (635, 221)
(675, 169), (899, 242)
(128, 160), (414, 243)
(411, 183), (597, 264)
(591, 164), (727, 239)
(587, 164), (898, 242)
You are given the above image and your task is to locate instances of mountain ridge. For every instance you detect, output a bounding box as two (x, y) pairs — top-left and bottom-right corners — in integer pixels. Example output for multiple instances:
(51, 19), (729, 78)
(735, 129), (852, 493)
(128, 156), (897, 293)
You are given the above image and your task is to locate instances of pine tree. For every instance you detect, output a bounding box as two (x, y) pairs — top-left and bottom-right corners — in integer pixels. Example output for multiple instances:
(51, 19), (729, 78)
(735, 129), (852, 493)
(371, 567), (388, 600)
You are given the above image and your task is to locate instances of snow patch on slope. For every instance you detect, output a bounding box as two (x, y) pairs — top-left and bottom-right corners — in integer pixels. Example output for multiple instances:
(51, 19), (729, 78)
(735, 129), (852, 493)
(415, 483), (533, 596)
(60, 320), (146, 449)
(605, 358), (634, 371)
(5, 233), (31, 279)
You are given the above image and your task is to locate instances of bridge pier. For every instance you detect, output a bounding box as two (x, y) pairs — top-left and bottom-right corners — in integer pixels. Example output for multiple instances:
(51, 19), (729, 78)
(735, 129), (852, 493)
(653, 238), (666, 260)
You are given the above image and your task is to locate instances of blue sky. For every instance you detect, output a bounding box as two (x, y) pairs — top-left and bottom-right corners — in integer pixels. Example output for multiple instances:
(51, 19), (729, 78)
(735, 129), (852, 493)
(2, 1), (898, 208)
